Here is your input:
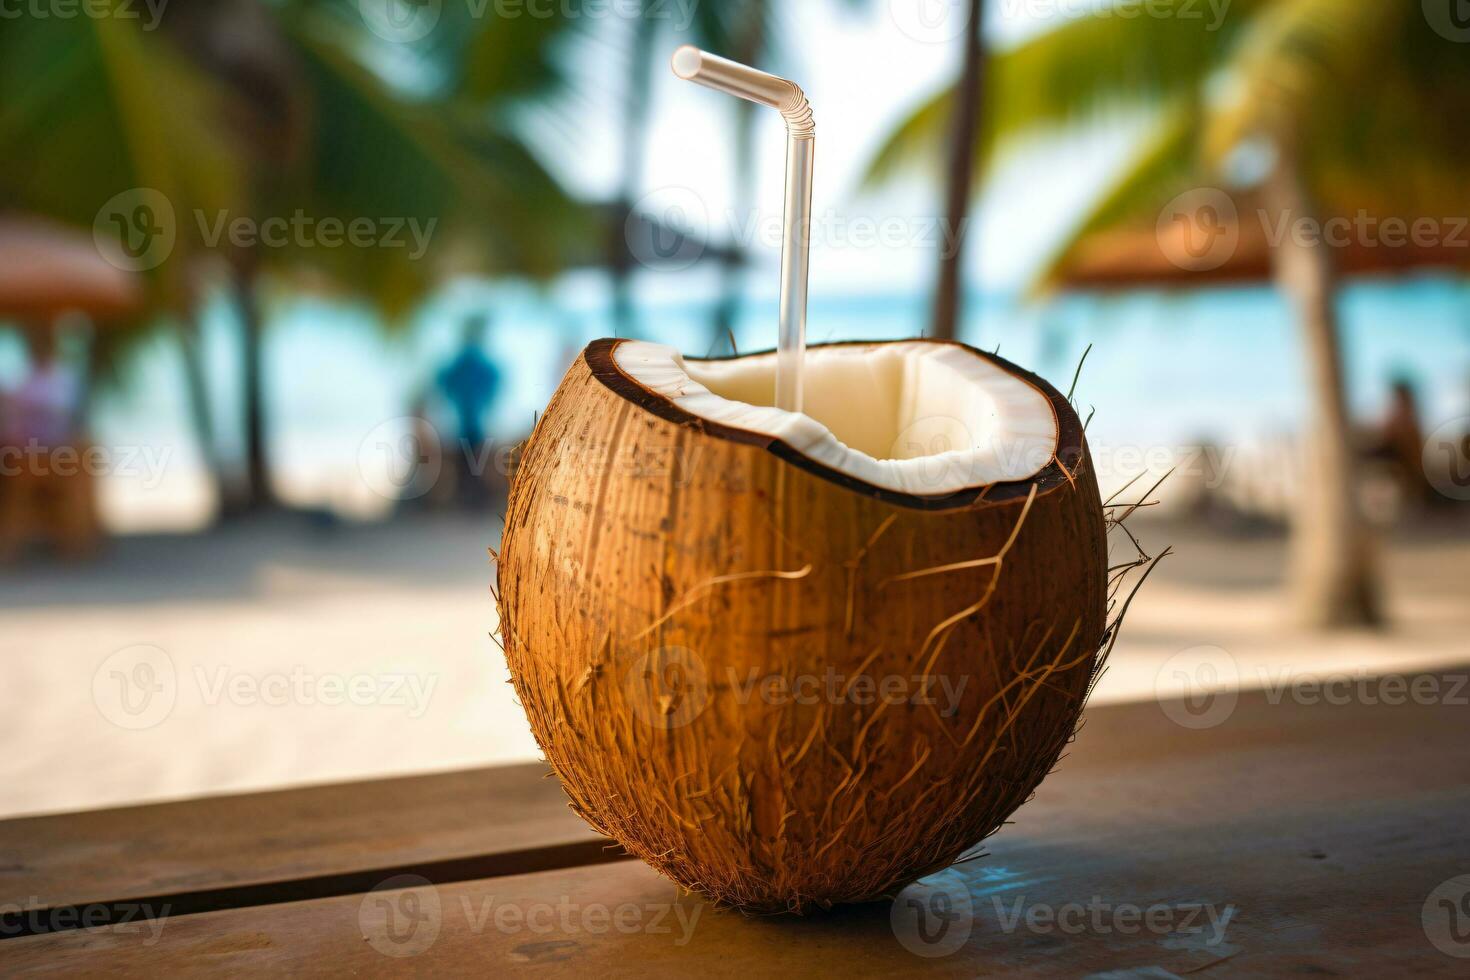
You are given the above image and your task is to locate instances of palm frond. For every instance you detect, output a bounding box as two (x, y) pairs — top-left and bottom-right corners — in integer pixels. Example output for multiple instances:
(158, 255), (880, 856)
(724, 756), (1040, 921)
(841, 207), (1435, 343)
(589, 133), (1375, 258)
(263, 17), (590, 312)
(0, 17), (247, 309)
(1201, 0), (1408, 163)
(863, 0), (1267, 188)
(1033, 101), (1200, 293)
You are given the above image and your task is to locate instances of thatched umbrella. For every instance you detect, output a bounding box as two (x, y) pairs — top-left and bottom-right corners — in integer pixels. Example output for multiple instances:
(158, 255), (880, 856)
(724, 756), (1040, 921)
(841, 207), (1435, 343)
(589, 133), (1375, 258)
(1046, 197), (1470, 290)
(0, 216), (144, 324)
(0, 216), (133, 558)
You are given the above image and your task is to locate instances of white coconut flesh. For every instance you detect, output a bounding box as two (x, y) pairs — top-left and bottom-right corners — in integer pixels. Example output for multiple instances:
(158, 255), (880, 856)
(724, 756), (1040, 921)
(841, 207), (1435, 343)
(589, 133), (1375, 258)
(613, 340), (1059, 497)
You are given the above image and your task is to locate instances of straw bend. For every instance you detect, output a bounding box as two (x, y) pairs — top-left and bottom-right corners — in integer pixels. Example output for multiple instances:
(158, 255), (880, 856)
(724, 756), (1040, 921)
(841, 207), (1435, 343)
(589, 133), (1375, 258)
(671, 44), (814, 413)
(670, 45), (814, 140)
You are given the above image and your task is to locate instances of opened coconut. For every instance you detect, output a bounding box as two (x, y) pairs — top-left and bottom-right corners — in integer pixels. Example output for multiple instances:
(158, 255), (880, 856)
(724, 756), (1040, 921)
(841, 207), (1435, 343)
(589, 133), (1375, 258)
(496, 337), (1108, 913)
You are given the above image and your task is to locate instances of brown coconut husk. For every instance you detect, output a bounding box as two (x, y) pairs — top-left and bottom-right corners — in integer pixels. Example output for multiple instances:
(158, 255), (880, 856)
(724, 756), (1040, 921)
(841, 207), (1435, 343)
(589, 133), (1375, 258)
(496, 337), (1129, 914)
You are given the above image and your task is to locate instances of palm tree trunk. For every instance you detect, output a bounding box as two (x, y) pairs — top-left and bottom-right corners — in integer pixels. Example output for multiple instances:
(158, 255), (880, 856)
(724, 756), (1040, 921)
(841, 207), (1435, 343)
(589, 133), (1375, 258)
(930, 0), (986, 342)
(233, 254), (273, 512)
(1266, 158), (1381, 627)
(610, 8), (659, 339)
(177, 322), (223, 515)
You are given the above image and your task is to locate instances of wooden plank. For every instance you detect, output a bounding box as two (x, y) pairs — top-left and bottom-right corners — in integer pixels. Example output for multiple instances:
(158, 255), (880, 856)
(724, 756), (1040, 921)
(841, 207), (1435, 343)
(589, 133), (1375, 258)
(0, 763), (611, 927)
(8, 667), (1468, 975)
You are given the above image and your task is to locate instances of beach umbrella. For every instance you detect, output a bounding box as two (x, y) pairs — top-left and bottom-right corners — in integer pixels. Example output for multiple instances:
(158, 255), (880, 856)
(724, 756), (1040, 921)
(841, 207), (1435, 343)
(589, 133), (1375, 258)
(1045, 195), (1470, 291)
(0, 216), (143, 323)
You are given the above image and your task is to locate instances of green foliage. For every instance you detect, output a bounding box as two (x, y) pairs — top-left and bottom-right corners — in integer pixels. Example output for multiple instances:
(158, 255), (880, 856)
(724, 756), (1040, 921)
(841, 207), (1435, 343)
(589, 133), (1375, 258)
(0, 2), (590, 329)
(262, 14), (591, 312)
(0, 16), (246, 309)
(865, 0), (1267, 186)
(862, 0), (1470, 288)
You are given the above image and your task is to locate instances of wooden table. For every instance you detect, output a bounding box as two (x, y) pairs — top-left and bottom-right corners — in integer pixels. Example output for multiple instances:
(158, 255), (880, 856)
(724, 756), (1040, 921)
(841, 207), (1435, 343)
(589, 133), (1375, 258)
(4, 667), (1468, 977)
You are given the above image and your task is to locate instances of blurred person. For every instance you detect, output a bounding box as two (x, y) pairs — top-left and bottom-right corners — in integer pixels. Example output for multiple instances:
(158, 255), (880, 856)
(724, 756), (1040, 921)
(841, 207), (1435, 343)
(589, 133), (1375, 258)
(1363, 375), (1434, 512)
(0, 324), (98, 561)
(435, 313), (501, 508)
(1179, 437), (1242, 530)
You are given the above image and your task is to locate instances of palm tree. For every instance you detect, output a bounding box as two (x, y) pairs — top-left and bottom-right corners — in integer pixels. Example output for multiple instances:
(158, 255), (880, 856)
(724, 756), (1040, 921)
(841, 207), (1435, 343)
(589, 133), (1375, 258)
(1, 3), (588, 512)
(609, 4), (663, 340)
(182, 0), (588, 510)
(865, 0), (1470, 627)
(930, 0), (985, 343)
(861, 0), (997, 342)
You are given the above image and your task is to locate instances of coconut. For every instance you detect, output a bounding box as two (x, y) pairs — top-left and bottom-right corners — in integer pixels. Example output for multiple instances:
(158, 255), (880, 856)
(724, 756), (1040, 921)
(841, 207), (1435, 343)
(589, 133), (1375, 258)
(496, 336), (1109, 914)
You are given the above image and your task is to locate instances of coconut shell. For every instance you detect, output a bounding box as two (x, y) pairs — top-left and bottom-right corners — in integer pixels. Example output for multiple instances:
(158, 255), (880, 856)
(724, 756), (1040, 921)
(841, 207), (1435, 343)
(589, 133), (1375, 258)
(497, 337), (1107, 913)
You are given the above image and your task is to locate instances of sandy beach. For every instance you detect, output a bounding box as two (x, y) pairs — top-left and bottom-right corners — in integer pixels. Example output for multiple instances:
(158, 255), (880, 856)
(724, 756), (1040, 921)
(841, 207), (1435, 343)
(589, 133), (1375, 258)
(3, 510), (1467, 819)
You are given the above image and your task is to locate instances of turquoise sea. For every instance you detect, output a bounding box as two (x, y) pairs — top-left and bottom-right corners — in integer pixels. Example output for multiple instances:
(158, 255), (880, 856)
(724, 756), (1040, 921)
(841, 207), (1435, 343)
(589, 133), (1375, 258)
(10, 274), (1467, 530)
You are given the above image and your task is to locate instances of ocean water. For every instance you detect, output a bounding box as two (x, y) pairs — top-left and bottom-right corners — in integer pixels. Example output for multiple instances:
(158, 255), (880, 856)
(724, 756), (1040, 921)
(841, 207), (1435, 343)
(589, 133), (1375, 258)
(70, 275), (1470, 531)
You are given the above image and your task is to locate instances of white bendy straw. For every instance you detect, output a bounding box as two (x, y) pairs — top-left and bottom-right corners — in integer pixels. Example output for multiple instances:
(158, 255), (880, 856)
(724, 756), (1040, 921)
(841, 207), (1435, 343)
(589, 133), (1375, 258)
(671, 45), (814, 414)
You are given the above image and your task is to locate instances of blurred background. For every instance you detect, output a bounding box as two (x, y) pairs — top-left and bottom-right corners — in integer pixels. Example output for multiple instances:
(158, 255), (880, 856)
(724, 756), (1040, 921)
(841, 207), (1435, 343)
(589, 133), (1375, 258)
(3, 0), (1469, 818)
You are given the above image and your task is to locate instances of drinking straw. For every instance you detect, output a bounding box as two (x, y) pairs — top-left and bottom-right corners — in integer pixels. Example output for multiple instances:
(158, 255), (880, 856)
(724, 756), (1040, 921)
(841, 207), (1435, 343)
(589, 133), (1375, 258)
(671, 46), (814, 414)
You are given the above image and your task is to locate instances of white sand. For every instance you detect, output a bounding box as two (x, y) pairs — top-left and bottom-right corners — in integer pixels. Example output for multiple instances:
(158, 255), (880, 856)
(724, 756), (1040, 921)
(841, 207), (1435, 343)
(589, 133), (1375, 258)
(2, 516), (537, 819)
(3, 513), (1467, 819)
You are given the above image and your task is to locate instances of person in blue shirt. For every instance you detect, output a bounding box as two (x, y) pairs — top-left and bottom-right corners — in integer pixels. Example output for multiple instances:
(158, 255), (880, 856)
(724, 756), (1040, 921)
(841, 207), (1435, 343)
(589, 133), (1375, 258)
(436, 313), (500, 506)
